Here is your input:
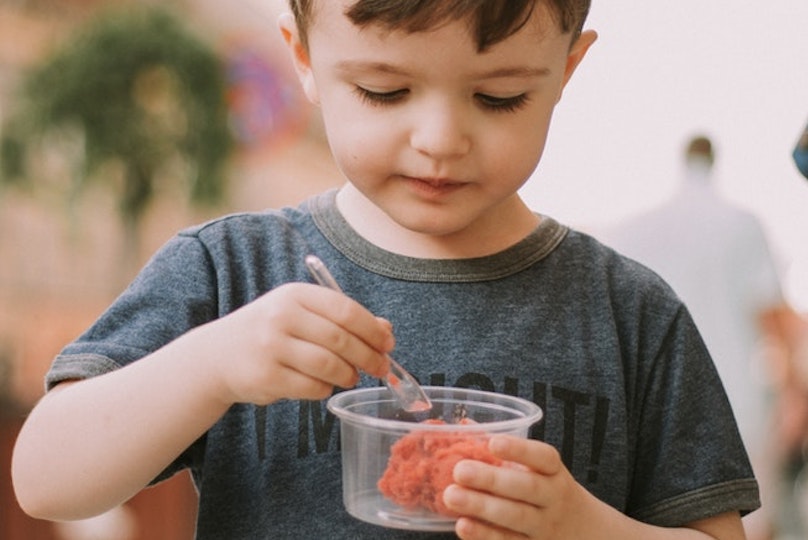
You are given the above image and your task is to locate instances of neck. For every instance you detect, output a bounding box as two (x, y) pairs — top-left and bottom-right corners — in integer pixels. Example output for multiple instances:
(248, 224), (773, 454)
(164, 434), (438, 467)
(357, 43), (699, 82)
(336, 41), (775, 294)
(684, 160), (712, 186)
(335, 185), (539, 259)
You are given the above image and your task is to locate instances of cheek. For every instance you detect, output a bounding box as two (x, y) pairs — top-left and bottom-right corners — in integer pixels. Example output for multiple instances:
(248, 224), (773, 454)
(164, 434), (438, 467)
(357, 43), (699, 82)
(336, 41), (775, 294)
(320, 102), (361, 159)
(520, 107), (555, 172)
(483, 118), (551, 187)
(522, 128), (550, 175)
(320, 99), (400, 176)
(321, 109), (390, 180)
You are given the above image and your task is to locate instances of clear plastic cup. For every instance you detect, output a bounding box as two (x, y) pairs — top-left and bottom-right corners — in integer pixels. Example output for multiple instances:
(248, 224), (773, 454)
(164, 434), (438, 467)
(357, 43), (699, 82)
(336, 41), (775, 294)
(327, 386), (543, 531)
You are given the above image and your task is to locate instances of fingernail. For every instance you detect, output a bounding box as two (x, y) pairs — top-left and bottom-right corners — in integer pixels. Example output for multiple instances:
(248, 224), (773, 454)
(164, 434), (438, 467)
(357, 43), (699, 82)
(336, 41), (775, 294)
(453, 460), (475, 482)
(372, 354), (391, 379)
(443, 484), (466, 507)
(489, 435), (508, 454)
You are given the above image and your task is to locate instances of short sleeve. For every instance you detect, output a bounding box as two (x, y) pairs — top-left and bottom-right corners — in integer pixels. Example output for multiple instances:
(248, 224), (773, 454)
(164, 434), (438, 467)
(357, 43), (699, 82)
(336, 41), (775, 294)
(46, 231), (219, 389)
(628, 305), (760, 525)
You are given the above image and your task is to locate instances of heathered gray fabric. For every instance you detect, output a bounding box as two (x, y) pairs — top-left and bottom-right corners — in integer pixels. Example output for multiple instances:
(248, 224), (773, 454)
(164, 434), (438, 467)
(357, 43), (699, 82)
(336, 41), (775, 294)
(47, 189), (759, 538)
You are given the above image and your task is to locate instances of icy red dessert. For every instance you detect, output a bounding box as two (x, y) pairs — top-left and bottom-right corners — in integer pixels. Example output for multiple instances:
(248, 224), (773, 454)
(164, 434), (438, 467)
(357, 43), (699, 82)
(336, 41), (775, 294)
(377, 419), (502, 516)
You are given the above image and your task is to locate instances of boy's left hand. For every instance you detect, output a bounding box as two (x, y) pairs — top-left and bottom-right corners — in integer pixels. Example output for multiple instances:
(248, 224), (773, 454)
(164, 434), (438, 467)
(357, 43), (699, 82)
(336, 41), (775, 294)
(443, 435), (593, 539)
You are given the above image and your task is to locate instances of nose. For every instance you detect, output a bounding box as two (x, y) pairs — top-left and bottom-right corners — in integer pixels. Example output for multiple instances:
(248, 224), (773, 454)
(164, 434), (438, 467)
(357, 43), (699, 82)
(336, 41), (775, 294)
(409, 97), (472, 159)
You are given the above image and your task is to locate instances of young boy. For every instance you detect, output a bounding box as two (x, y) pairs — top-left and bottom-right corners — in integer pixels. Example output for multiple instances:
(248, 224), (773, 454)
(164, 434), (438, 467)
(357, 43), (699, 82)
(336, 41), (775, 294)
(13, 1), (758, 538)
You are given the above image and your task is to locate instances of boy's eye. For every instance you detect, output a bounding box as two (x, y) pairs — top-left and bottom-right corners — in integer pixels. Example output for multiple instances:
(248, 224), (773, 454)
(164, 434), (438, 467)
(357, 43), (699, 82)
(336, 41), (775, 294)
(353, 86), (408, 106)
(353, 85), (530, 113)
(475, 93), (530, 113)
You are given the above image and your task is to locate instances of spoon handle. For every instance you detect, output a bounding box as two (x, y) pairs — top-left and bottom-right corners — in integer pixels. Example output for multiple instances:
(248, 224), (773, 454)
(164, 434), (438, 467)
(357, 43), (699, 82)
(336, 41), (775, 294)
(304, 255), (432, 413)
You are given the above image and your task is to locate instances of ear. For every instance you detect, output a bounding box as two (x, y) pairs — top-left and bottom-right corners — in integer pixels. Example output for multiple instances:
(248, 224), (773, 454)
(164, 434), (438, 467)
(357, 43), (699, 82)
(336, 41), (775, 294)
(556, 29), (597, 103)
(278, 13), (320, 105)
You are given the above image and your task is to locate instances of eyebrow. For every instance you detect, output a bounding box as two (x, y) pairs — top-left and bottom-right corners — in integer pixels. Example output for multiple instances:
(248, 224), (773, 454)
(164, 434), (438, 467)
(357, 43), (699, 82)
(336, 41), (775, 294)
(335, 60), (551, 79)
(476, 66), (552, 79)
(336, 61), (408, 76)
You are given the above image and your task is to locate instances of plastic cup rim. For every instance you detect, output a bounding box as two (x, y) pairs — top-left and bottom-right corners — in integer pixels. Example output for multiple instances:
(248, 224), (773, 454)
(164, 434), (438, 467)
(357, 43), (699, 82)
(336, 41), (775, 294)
(326, 386), (543, 433)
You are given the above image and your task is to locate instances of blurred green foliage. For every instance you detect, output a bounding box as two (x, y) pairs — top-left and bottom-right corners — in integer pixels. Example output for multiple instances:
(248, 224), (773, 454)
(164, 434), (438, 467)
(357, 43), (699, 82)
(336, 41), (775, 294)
(0, 5), (233, 230)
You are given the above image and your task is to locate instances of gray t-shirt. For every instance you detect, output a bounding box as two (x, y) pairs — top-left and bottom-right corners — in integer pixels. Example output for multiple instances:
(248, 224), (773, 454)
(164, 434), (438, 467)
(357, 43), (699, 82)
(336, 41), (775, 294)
(47, 190), (759, 539)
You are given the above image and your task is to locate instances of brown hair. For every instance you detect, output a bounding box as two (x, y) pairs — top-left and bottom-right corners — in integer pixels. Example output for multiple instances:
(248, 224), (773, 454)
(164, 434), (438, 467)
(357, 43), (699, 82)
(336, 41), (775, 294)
(686, 135), (715, 165)
(288, 0), (591, 52)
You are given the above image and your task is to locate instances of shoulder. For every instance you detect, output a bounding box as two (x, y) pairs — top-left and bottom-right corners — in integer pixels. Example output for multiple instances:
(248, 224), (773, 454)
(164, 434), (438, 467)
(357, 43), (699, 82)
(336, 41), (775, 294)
(560, 227), (677, 296)
(179, 205), (308, 242)
(555, 227), (690, 333)
(166, 196), (324, 259)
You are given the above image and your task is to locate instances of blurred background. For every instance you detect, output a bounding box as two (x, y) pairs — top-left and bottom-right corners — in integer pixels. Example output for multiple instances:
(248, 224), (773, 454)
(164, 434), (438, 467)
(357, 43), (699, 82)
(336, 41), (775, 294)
(0, 0), (806, 539)
(530, 1), (808, 311)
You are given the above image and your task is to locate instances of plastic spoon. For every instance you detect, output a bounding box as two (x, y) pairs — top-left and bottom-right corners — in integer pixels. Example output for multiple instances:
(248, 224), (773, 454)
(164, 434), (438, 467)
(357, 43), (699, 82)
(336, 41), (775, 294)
(305, 255), (432, 413)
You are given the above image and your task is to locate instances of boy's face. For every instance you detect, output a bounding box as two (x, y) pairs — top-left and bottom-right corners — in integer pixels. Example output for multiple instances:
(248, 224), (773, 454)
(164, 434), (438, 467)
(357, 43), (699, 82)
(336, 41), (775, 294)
(282, 1), (595, 243)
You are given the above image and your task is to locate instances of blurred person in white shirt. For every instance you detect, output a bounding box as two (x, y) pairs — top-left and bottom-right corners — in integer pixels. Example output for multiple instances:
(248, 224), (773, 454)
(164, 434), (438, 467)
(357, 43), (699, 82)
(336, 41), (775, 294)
(603, 135), (786, 540)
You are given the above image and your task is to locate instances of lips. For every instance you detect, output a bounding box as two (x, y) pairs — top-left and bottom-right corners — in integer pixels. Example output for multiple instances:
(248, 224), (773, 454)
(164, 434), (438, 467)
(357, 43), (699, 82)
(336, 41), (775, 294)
(406, 175), (466, 188)
(405, 176), (466, 197)
(419, 178), (461, 187)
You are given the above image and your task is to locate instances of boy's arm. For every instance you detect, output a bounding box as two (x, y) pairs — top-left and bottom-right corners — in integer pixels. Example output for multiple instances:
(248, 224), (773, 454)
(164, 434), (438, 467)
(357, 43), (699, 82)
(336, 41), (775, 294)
(444, 435), (747, 540)
(12, 332), (231, 521)
(11, 283), (393, 521)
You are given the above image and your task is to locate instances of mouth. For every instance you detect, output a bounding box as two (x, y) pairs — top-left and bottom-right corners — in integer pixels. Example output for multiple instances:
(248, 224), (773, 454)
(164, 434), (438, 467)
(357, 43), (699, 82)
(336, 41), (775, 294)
(404, 176), (466, 195)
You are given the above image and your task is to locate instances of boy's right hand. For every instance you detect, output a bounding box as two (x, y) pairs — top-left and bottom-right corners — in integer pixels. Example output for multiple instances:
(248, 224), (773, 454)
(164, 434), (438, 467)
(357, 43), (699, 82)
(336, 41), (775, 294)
(196, 282), (395, 406)
(13, 281), (392, 522)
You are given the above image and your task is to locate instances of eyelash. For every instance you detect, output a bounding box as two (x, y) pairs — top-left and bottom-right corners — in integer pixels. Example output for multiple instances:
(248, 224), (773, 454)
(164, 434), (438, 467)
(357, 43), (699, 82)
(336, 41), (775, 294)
(353, 86), (530, 113)
(353, 86), (407, 106)
(475, 93), (531, 113)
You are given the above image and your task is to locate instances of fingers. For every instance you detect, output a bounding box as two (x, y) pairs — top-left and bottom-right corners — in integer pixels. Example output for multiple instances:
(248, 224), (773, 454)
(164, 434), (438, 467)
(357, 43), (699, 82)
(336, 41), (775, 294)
(295, 285), (394, 377)
(455, 519), (520, 540)
(452, 459), (542, 505)
(446, 484), (535, 539)
(450, 437), (562, 507)
(275, 334), (362, 391)
(213, 282), (395, 405)
(486, 435), (563, 475)
(446, 460), (545, 536)
(261, 355), (344, 401)
(443, 437), (568, 538)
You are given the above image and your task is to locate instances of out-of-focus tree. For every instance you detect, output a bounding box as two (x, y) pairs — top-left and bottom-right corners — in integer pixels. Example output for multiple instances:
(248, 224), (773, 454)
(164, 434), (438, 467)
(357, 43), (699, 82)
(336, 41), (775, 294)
(0, 5), (233, 268)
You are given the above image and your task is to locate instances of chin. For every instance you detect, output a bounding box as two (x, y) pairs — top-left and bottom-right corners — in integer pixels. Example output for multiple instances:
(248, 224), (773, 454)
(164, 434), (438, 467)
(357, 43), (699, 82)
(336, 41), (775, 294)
(394, 215), (471, 239)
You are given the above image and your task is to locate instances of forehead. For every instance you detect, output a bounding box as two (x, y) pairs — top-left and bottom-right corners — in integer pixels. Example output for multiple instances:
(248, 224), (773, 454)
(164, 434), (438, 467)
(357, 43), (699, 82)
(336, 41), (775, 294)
(303, 1), (573, 83)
